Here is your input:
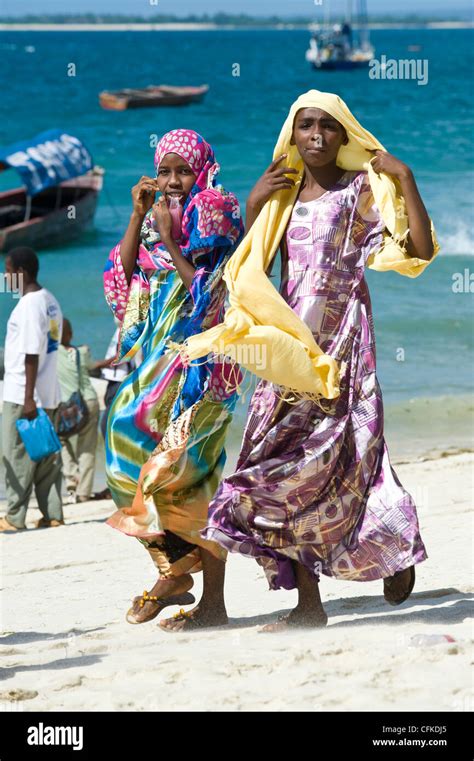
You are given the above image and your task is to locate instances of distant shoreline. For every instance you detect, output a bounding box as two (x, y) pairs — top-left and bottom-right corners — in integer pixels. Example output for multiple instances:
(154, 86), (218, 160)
(0, 22), (473, 32)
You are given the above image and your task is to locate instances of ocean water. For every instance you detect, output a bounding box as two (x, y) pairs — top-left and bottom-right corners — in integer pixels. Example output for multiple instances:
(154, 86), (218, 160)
(0, 29), (472, 437)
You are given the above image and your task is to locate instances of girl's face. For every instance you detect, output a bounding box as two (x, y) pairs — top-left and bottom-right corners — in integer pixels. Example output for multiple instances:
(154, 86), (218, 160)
(292, 108), (348, 168)
(156, 152), (197, 205)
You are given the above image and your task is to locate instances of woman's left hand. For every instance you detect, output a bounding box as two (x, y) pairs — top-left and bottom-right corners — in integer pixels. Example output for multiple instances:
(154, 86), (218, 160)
(152, 197), (173, 241)
(369, 150), (412, 180)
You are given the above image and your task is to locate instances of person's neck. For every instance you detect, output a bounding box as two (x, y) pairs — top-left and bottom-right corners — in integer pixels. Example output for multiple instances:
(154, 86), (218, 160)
(302, 161), (345, 191)
(23, 280), (41, 295)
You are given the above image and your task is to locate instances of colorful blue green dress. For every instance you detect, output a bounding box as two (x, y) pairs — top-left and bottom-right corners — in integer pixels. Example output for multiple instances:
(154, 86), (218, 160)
(103, 129), (244, 578)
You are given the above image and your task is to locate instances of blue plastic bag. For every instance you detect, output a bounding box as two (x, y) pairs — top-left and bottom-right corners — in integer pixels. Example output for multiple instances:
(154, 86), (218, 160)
(16, 408), (62, 462)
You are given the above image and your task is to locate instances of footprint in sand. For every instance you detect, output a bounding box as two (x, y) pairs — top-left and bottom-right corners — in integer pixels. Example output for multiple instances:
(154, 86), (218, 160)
(0, 688), (38, 701)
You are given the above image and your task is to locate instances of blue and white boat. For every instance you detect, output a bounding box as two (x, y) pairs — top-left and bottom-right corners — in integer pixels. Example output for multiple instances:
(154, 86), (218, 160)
(0, 129), (104, 252)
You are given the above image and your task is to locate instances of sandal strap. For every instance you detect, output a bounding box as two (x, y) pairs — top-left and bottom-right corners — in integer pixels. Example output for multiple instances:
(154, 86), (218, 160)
(139, 590), (160, 608)
(173, 608), (193, 619)
(168, 609), (203, 630)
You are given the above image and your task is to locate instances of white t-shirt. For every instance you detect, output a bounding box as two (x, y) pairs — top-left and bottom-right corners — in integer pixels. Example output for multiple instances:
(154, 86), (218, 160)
(3, 288), (63, 408)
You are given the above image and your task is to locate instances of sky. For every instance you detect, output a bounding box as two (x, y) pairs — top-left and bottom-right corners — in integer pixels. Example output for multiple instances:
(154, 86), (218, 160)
(0, 0), (471, 18)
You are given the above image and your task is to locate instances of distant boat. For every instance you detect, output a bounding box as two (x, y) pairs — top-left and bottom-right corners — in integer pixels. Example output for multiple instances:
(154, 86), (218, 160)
(0, 130), (104, 253)
(306, 0), (374, 70)
(99, 84), (209, 111)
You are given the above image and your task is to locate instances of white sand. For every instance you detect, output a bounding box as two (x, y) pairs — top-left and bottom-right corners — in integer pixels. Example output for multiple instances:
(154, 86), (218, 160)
(0, 452), (472, 712)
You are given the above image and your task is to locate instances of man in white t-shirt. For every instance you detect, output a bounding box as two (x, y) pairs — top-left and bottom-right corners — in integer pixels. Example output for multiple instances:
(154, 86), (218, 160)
(1, 247), (64, 532)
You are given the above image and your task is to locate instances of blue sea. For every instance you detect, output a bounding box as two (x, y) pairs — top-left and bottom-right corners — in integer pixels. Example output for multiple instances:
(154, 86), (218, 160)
(0, 28), (473, 462)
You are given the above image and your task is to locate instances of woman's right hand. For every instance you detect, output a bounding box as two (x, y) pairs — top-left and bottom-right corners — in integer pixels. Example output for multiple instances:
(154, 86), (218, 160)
(247, 155), (299, 213)
(131, 176), (158, 217)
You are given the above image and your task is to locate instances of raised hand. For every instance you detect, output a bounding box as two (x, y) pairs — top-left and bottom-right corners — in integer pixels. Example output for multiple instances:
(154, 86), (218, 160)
(131, 176), (159, 218)
(369, 150), (411, 181)
(152, 197), (173, 242)
(247, 154), (299, 212)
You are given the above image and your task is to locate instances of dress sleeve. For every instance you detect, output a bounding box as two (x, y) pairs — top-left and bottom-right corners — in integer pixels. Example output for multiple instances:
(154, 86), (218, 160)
(103, 242), (133, 323)
(103, 237), (153, 362)
(104, 207), (171, 324)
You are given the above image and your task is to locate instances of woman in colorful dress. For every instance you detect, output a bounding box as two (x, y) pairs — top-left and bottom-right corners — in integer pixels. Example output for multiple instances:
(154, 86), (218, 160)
(103, 129), (244, 624)
(161, 91), (439, 632)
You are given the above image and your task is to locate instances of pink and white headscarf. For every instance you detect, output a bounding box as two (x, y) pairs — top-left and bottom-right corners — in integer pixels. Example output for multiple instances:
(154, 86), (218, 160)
(154, 129), (220, 192)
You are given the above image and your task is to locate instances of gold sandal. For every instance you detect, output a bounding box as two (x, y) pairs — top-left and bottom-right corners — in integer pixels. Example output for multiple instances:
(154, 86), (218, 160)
(159, 608), (229, 633)
(126, 591), (195, 625)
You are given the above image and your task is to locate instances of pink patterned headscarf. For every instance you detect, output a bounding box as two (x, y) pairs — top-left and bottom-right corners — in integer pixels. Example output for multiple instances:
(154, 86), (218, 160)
(154, 129), (220, 192)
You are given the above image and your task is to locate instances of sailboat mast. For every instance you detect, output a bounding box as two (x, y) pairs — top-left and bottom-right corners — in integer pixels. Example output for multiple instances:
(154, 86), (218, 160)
(346, 0), (352, 24)
(324, 2), (331, 25)
(358, 0), (370, 48)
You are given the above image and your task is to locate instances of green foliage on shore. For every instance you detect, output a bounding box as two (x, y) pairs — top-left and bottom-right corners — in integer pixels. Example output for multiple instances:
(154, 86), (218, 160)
(0, 12), (471, 25)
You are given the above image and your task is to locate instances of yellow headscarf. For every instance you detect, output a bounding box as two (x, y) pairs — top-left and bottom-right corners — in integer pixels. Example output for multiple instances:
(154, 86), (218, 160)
(167, 90), (440, 400)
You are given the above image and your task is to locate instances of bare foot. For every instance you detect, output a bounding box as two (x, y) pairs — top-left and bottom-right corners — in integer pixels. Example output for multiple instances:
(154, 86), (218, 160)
(260, 605), (328, 633)
(36, 518), (64, 529)
(0, 517), (22, 532)
(159, 603), (229, 633)
(126, 574), (195, 624)
(383, 566), (415, 606)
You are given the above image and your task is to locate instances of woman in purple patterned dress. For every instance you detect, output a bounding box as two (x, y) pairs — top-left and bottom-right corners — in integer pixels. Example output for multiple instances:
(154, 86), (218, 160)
(160, 102), (437, 633)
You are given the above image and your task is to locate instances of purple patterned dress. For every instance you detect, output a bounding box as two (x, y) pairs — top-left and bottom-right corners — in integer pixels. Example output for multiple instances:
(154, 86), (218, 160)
(202, 169), (428, 590)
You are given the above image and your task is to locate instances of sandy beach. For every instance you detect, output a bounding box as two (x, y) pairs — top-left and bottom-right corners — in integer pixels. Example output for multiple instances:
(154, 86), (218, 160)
(0, 450), (472, 712)
(0, 8), (472, 722)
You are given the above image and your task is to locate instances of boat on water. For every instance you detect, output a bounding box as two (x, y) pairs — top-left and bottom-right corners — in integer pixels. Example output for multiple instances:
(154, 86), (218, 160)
(306, 0), (374, 70)
(99, 84), (209, 110)
(0, 130), (103, 253)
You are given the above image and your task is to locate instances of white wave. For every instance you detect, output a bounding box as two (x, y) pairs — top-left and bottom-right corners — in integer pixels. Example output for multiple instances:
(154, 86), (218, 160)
(438, 222), (473, 256)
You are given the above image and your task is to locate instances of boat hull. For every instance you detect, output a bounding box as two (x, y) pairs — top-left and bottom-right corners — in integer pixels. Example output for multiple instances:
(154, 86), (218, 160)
(311, 59), (371, 70)
(0, 171), (103, 253)
(99, 85), (209, 110)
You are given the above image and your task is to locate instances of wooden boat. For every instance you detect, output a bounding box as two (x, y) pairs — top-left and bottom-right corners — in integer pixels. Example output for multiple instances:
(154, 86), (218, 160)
(0, 130), (104, 253)
(99, 84), (209, 111)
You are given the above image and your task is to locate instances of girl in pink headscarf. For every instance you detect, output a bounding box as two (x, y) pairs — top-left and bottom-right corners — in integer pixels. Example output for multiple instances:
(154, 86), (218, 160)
(103, 130), (244, 625)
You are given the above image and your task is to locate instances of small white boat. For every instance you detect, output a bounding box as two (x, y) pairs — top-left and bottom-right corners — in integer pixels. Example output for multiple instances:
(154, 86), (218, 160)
(306, 0), (375, 71)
